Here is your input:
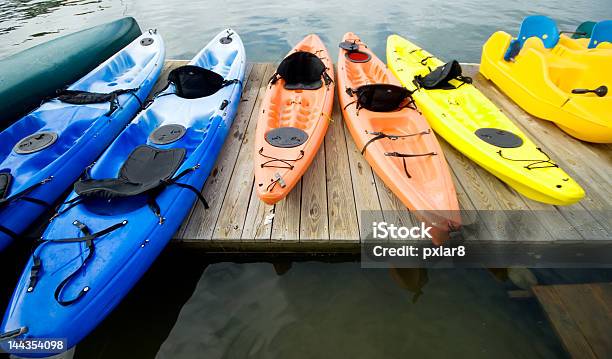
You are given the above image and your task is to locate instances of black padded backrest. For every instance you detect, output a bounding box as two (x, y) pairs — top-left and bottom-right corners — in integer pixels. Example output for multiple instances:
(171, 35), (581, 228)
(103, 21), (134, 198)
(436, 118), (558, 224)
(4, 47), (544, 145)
(168, 65), (226, 99)
(276, 51), (326, 90)
(119, 145), (185, 184)
(414, 60), (464, 90)
(74, 145), (186, 198)
(354, 84), (411, 112)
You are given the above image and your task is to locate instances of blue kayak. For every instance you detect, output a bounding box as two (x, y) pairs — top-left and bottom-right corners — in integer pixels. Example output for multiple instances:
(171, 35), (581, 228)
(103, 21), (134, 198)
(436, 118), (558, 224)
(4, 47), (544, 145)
(0, 29), (245, 355)
(0, 30), (165, 251)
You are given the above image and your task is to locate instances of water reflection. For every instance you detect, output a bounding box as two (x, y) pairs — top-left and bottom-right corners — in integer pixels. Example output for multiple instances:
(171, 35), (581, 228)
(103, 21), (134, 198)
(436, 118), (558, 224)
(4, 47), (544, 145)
(150, 261), (565, 359)
(389, 267), (428, 303)
(4, 244), (612, 358)
(1, 0), (611, 61)
(0, 0), (122, 55)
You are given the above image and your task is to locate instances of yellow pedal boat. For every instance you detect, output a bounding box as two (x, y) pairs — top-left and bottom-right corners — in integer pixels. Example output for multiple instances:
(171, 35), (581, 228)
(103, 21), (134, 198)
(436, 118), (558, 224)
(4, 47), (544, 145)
(480, 16), (612, 143)
(387, 34), (585, 206)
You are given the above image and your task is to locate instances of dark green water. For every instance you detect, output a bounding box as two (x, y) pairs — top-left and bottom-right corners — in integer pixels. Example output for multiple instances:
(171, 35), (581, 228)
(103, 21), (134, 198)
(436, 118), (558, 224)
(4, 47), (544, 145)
(3, 244), (610, 358)
(1, 1), (612, 358)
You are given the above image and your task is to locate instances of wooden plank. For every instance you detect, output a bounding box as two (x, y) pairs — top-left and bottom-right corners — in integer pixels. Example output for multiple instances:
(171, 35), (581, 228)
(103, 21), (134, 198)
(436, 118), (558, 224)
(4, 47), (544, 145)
(532, 285), (597, 359)
(533, 283), (612, 359)
(241, 184), (274, 240)
(299, 145), (329, 240)
(270, 180), (301, 241)
(373, 174), (418, 232)
(449, 167), (495, 241)
(342, 121), (384, 239)
(554, 283), (612, 358)
(324, 94), (360, 240)
(179, 63), (266, 240)
(438, 139), (514, 241)
(238, 64), (279, 241)
(210, 63), (274, 240)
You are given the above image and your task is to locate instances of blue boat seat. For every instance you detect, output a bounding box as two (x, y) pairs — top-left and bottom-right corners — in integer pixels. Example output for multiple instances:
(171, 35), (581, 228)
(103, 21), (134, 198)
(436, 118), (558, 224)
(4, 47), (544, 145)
(504, 15), (560, 61)
(588, 20), (612, 48)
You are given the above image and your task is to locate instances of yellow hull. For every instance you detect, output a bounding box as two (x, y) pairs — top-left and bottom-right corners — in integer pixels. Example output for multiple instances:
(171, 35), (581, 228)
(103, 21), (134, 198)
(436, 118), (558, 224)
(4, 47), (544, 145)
(387, 34), (585, 206)
(480, 31), (612, 143)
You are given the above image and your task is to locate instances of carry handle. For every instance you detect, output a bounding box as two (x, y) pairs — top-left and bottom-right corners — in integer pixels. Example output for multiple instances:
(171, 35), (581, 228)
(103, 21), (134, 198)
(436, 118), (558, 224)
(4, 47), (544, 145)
(571, 85), (607, 97)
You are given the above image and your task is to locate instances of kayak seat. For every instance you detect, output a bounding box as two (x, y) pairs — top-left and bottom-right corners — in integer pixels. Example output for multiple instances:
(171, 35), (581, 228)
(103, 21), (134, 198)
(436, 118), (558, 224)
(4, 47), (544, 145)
(346, 84), (415, 112)
(413, 60), (472, 90)
(74, 145), (185, 199)
(504, 15), (560, 61)
(0, 173), (11, 200)
(588, 20), (612, 48)
(168, 65), (238, 99)
(270, 51), (332, 90)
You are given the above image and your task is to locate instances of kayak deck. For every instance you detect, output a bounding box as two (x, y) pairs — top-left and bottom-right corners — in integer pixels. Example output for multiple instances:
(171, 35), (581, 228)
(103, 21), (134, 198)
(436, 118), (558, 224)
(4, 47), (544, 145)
(151, 61), (610, 251)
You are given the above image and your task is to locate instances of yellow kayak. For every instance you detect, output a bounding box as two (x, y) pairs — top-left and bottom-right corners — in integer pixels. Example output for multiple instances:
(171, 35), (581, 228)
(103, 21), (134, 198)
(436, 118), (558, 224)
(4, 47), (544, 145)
(480, 16), (612, 143)
(387, 34), (584, 206)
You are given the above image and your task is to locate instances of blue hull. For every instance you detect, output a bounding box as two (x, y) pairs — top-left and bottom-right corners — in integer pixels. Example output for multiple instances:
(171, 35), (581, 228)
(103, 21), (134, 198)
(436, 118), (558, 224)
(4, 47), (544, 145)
(0, 30), (165, 251)
(1, 29), (245, 356)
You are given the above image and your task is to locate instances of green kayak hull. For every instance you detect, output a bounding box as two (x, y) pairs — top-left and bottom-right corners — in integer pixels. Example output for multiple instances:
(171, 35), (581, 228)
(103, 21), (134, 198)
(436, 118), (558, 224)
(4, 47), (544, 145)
(0, 17), (142, 130)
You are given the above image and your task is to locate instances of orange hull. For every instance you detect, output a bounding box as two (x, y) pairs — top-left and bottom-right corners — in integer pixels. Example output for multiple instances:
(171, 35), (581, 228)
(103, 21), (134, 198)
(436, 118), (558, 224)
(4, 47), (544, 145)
(254, 34), (334, 204)
(337, 33), (460, 244)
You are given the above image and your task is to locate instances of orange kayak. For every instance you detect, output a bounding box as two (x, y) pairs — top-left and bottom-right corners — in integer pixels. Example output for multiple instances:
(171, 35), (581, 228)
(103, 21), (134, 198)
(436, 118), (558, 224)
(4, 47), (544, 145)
(337, 33), (460, 244)
(254, 34), (334, 204)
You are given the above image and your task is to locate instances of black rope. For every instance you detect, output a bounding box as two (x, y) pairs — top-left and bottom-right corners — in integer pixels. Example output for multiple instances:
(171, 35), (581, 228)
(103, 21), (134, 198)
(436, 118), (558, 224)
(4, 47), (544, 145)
(0, 176), (53, 210)
(50, 220), (128, 306)
(104, 88), (142, 116)
(266, 176), (283, 192)
(26, 220), (127, 305)
(148, 164), (210, 223)
(385, 151), (437, 178)
(50, 195), (85, 222)
(259, 147), (305, 169)
(172, 183), (209, 209)
(361, 129), (431, 155)
(420, 56), (433, 65)
(497, 147), (559, 170)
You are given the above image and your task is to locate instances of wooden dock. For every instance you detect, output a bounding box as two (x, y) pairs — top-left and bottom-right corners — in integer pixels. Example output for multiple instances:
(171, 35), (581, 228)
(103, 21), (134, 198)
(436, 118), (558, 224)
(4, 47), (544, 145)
(533, 282), (612, 359)
(153, 61), (611, 252)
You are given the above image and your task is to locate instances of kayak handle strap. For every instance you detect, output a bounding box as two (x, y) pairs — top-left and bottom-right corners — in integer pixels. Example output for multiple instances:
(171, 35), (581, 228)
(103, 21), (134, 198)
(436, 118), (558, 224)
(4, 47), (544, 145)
(0, 327), (28, 341)
(497, 147), (559, 170)
(27, 220), (128, 306)
(571, 85), (607, 97)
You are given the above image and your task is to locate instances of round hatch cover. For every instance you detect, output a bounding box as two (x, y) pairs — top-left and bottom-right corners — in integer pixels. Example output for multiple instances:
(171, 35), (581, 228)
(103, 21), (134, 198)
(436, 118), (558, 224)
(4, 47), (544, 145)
(140, 37), (154, 46)
(149, 124), (187, 145)
(475, 128), (523, 148)
(14, 132), (58, 154)
(346, 51), (371, 63)
(220, 36), (233, 44)
(265, 127), (308, 148)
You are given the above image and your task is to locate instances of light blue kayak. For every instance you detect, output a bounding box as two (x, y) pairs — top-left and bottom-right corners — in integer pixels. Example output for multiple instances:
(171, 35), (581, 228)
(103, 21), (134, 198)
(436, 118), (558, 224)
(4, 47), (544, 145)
(0, 30), (165, 251)
(1, 29), (245, 356)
